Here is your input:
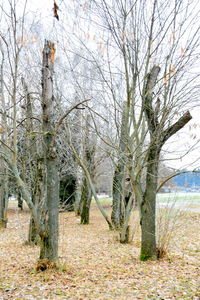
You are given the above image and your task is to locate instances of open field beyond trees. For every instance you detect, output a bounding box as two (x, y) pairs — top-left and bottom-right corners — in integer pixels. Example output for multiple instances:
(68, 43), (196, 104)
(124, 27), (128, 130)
(0, 201), (200, 300)
(94, 192), (200, 212)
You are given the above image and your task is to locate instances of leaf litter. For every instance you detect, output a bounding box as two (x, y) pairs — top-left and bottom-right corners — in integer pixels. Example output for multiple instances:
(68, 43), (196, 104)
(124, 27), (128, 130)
(0, 202), (199, 299)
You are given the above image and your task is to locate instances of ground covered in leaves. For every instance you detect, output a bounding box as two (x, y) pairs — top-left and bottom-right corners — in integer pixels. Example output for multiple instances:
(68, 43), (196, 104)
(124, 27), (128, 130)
(0, 202), (200, 299)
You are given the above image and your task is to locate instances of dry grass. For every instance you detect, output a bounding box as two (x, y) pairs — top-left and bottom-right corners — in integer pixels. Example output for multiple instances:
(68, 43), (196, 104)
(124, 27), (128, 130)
(0, 202), (200, 299)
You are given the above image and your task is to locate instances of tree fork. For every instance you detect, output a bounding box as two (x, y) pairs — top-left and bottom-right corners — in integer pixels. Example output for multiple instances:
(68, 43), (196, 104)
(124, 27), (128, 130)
(141, 64), (192, 261)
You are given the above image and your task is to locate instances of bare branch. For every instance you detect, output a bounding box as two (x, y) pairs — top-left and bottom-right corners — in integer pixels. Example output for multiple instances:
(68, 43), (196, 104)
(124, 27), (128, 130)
(157, 170), (200, 192)
(144, 65), (161, 132)
(55, 99), (91, 132)
(161, 111), (192, 145)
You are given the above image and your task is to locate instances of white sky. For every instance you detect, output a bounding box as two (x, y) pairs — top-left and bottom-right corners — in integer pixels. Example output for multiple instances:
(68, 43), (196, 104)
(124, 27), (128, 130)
(2, 0), (200, 171)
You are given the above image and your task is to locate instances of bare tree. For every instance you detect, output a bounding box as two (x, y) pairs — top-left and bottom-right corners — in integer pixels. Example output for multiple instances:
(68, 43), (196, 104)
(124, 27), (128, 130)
(140, 65), (192, 260)
(39, 40), (59, 262)
(0, 43), (9, 228)
(79, 0), (200, 259)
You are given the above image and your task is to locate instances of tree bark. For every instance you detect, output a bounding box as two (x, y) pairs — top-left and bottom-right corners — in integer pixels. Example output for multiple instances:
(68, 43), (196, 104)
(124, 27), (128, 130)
(111, 168), (123, 229)
(74, 176), (82, 215)
(0, 177), (8, 228)
(80, 177), (92, 224)
(140, 143), (160, 260)
(21, 77), (42, 244)
(39, 159), (59, 261)
(0, 46), (9, 228)
(80, 115), (95, 225)
(39, 40), (59, 263)
(17, 189), (23, 210)
(120, 193), (134, 243)
(111, 102), (129, 229)
(28, 157), (45, 245)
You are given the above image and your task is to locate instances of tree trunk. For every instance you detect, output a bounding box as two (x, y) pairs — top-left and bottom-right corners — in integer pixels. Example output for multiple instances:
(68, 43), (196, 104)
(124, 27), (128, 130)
(120, 225), (130, 244)
(80, 177), (92, 224)
(28, 157), (45, 245)
(72, 110), (83, 215)
(111, 102), (129, 229)
(0, 47), (9, 228)
(39, 159), (59, 261)
(120, 195), (134, 243)
(111, 168), (123, 229)
(28, 161), (44, 245)
(79, 114), (95, 225)
(0, 176), (8, 228)
(140, 144), (160, 260)
(76, 177), (84, 216)
(74, 168), (83, 215)
(21, 77), (38, 242)
(28, 217), (38, 244)
(17, 189), (23, 210)
(39, 40), (59, 263)
(74, 182), (82, 215)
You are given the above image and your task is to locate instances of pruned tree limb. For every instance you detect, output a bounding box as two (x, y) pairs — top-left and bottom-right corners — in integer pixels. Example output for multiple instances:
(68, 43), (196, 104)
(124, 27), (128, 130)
(144, 65), (161, 132)
(161, 111), (192, 145)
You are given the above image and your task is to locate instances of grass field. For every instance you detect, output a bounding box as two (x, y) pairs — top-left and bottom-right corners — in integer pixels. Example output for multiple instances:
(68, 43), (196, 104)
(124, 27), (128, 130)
(96, 192), (200, 210)
(157, 192), (200, 202)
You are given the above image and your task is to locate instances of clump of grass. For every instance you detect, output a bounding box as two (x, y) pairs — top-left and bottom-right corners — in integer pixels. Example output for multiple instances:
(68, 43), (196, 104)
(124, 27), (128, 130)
(156, 196), (187, 258)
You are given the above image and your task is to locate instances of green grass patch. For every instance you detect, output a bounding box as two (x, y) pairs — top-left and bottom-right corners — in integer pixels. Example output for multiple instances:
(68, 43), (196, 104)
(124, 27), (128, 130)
(157, 192), (200, 204)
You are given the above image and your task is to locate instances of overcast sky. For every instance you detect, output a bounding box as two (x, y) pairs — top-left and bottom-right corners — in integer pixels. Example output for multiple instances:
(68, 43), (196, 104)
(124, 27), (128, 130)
(2, 0), (200, 170)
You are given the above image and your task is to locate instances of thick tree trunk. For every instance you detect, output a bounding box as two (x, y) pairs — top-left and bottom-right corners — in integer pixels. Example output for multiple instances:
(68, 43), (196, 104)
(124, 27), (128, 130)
(0, 49), (9, 228)
(79, 115), (95, 225)
(111, 168), (123, 229)
(21, 77), (38, 241)
(39, 159), (59, 261)
(0, 176), (8, 228)
(140, 113), (192, 260)
(0, 197), (7, 228)
(28, 157), (45, 245)
(140, 145), (160, 260)
(39, 40), (59, 263)
(111, 102), (129, 229)
(28, 217), (38, 244)
(74, 168), (83, 215)
(77, 177), (84, 216)
(80, 177), (92, 224)
(141, 67), (163, 260)
(72, 110), (83, 215)
(74, 182), (82, 215)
